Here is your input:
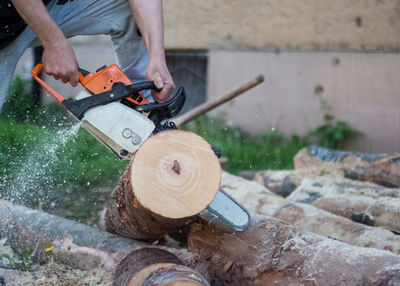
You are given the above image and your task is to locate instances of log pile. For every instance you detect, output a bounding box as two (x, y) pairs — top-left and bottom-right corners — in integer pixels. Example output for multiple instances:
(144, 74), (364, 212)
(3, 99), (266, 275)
(1, 199), (400, 285)
(222, 171), (400, 254)
(2, 145), (400, 285)
(239, 147), (400, 253)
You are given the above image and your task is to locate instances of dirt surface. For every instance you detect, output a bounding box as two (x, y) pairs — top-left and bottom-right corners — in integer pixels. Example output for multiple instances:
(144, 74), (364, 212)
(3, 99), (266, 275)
(0, 238), (112, 286)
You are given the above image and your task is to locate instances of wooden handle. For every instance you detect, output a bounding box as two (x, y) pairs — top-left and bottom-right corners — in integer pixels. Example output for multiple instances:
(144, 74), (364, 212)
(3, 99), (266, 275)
(174, 74), (264, 127)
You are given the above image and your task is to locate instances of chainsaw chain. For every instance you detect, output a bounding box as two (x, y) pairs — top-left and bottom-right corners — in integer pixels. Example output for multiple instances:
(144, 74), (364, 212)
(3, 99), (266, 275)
(152, 121), (178, 134)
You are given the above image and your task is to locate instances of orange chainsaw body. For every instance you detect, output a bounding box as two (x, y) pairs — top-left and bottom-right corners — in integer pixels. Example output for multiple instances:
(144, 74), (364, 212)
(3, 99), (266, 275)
(79, 64), (149, 105)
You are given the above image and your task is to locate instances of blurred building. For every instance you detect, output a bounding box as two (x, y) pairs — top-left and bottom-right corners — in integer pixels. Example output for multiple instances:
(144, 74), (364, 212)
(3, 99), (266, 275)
(163, 0), (400, 153)
(15, 0), (400, 152)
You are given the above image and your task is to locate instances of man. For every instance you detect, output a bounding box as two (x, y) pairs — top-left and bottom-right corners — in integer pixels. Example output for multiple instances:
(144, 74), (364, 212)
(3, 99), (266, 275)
(0, 0), (175, 109)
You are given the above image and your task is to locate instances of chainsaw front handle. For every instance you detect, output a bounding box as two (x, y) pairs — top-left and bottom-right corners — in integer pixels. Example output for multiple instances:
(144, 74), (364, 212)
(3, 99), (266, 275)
(31, 63), (66, 103)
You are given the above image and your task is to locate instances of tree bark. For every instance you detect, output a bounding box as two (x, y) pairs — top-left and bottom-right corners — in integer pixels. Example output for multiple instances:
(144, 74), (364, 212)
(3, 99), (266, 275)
(294, 146), (400, 188)
(100, 130), (221, 240)
(188, 217), (400, 286)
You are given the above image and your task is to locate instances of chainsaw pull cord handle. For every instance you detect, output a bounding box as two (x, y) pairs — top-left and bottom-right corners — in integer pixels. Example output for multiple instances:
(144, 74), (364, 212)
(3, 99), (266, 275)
(31, 63), (66, 103)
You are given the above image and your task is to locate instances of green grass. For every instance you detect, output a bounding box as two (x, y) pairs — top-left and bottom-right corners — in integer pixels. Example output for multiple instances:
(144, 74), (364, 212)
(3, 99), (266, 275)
(183, 116), (306, 174)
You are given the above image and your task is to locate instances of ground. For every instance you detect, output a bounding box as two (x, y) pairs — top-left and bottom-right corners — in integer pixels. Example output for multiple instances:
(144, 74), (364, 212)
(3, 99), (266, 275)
(0, 239), (112, 286)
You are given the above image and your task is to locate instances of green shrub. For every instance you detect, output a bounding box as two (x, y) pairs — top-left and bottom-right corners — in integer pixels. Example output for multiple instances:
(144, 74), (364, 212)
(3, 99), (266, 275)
(306, 94), (361, 149)
(306, 119), (360, 149)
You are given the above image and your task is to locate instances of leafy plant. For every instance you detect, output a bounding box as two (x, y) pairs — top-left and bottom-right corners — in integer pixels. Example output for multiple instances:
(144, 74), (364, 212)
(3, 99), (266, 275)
(0, 246), (35, 270)
(307, 120), (360, 149)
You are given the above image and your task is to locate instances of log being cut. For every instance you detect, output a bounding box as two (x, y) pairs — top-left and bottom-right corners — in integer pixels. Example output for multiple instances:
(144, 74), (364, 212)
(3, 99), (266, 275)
(100, 130), (222, 240)
(189, 216), (400, 286)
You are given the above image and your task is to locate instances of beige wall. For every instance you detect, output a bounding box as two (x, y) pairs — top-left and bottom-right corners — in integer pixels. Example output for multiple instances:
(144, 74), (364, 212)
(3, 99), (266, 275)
(208, 51), (400, 153)
(164, 0), (400, 51)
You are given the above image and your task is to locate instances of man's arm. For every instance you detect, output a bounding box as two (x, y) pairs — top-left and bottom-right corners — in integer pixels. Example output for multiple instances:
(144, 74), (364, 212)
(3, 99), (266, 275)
(11, 0), (79, 86)
(128, 0), (175, 103)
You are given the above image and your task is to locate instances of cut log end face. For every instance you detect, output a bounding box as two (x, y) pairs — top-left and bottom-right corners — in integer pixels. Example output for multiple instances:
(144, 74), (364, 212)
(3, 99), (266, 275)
(131, 130), (221, 219)
(129, 264), (209, 286)
(113, 248), (209, 286)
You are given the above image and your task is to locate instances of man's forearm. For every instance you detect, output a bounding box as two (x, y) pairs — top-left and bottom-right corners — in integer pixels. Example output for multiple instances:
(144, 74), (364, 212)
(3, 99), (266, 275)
(11, 0), (66, 48)
(128, 0), (165, 61)
(128, 0), (175, 102)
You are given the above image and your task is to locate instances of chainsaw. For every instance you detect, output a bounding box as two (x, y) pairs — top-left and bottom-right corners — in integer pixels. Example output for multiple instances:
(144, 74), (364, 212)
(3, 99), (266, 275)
(32, 63), (250, 230)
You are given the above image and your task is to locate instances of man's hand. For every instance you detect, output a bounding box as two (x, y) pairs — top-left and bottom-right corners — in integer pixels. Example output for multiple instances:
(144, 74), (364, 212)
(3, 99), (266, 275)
(146, 58), (175, 103)
(42, 38), (79, 86)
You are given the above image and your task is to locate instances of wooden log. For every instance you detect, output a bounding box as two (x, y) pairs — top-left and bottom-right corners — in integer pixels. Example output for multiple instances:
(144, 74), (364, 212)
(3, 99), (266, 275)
(113, 248), (209, 286)
(286, 177), (400, 202)
(252, 169), (296, 197)
(100, 130), (221, 240)
(243, 167), (346, 197)
(188, 217), (400, 286)
(221, 171), (400, 254)
(247, 166), (394, 198)
(174, 75), (264, 127)
(0, 200), (200, 272)
(287, 178), (400, 233)
(313, 196), (400, 233)
(294, 145), (400, 188)
(0, 199), (144, 270)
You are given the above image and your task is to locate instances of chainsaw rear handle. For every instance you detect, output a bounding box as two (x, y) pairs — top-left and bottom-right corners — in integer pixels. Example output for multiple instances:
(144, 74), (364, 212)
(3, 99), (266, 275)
(137, 87), (186, 125)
